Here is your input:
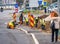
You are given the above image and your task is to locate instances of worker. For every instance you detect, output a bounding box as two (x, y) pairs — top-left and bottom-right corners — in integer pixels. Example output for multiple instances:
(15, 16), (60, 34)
(35, 17), (38, 27)
(7, 21), (16, 29)
(28, 12), (31, 26)
(40, 18), (45, 30)
(28, 11), (31, 19)
(25, 18), (28, 25)
(19, 12), (24, 24)
(13, 12), (16, 22)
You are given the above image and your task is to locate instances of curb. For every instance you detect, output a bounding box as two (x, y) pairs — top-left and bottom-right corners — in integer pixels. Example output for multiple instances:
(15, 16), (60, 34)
(17, 28), (39, 44)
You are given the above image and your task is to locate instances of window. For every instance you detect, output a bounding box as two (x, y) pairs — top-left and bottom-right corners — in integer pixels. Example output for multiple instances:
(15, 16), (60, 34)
(14, 0), (16, 2)
(52, 0), (58, 3)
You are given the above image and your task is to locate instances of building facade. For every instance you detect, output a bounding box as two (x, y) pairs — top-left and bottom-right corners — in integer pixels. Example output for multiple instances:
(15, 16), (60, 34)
(43, 0), (58, 4)
(0, 0), (2, 4)
(0, 0), (16, 9)
(0, 0), (16, 5)
(2, 0), (16, 4)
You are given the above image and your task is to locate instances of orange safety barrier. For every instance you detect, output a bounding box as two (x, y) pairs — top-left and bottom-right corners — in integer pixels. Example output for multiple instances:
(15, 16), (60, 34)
(29, 15), (34, 28)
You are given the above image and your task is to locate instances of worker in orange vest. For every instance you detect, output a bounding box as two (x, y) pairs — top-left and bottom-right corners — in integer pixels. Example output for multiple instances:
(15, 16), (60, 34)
(13, 12), (16, 22)
(28, 12), (31, 18)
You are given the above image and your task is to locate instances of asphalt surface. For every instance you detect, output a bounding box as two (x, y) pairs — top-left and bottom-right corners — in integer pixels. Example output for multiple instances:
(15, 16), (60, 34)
(34, 33), (60, 44)
(18, 25), (60, 44)
(0, 10), (34, 44)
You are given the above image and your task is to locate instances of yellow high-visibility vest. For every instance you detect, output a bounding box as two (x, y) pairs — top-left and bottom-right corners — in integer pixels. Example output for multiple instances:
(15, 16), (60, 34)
(9, 21), (14, 26)
(26, 18), (28, 22)
(40, 19), (45, 25)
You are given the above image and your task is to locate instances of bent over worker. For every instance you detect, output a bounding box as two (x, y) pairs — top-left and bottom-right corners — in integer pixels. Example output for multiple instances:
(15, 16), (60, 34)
(7, 20), (16, 29)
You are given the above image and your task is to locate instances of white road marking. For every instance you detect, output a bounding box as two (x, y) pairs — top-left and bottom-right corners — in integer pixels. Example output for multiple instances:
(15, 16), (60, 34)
(30, 33), (39, 44)
(17, 28), (39, 44)
(17, 28), (29, 35)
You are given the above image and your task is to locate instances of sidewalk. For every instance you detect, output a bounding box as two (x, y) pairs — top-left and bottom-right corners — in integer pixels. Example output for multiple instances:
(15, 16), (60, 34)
(17, 25), (60, 44)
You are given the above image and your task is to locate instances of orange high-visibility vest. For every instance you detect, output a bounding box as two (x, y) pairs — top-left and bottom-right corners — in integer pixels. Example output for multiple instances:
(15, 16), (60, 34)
(28, 12), (31, 19)
(13, 14), (16, 19)
(13, 14), (16, 21)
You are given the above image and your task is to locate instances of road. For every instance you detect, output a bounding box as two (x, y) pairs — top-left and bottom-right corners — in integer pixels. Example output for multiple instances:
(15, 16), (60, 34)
(0, 10), (60, 44)
(0, 10), (34, 44)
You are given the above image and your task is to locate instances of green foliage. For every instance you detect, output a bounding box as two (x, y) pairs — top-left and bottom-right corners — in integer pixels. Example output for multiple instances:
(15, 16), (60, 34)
(23, 9), (30, 13)
(17, 0), (21, 2)
(23, 9), (40, 14)
(17, 0), (23, 3)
